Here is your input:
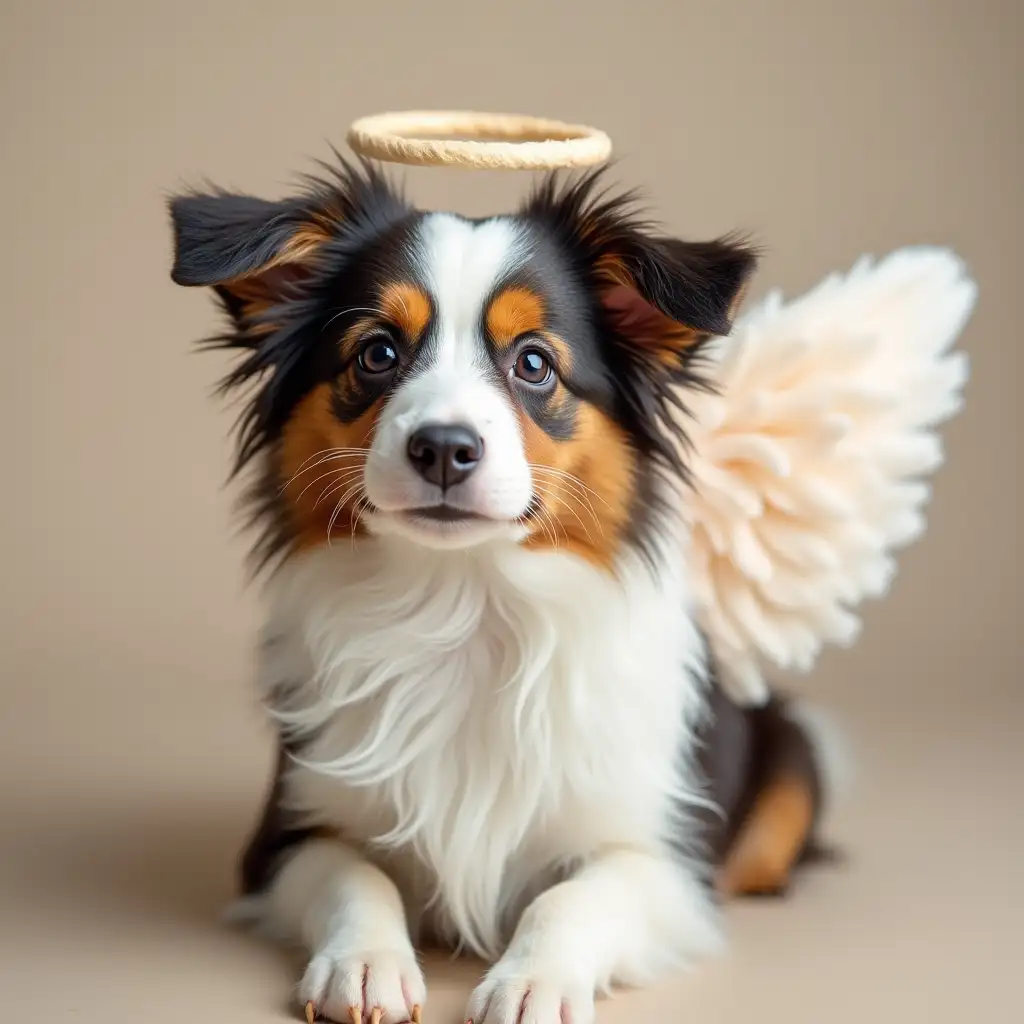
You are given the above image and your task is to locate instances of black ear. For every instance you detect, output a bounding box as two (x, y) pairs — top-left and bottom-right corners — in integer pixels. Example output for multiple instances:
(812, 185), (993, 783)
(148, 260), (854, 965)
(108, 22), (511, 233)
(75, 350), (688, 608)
(522, 171), (758, 481)
(169, 192), (311, 287)
(523, 171), (758, 363)
(168, 190), (331, 322)
(169, 160), (411, 324)
(609, 235), (757, 338)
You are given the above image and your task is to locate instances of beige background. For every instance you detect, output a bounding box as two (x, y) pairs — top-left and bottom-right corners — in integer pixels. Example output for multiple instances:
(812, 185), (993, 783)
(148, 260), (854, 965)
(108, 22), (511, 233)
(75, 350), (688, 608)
(1, 1), (1021, 1021)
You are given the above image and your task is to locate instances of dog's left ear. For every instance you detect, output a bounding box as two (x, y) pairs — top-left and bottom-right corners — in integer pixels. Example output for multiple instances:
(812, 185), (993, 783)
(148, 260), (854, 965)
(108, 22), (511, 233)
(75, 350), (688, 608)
(523, 172), (757, 366)
(594, 233), (757, 362)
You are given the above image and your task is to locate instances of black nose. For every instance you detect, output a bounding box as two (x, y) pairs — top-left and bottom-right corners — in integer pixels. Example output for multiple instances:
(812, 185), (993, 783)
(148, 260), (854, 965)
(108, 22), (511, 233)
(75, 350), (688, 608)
(407, 423), (484, 489)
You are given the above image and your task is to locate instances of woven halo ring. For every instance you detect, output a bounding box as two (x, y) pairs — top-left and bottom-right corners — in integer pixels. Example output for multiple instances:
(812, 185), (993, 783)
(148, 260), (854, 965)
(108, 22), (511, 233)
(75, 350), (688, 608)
(346, 110), (612, 171)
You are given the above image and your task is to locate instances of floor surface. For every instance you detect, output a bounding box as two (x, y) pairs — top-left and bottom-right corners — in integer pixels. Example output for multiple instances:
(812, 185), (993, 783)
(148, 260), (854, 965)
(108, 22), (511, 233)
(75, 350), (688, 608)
(2, 680), (1020, 1023)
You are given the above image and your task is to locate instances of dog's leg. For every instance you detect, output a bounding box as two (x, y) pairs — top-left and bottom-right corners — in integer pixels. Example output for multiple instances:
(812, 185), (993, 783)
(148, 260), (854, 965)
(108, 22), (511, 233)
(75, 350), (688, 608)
(466, 849), (718, 1024)
(706, 694), (846, 899)
(264, 838), (425, 1024)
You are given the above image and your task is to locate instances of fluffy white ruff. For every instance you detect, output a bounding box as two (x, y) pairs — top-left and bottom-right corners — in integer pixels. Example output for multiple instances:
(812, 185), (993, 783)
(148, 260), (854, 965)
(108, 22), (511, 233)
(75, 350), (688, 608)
(683, 247), (976, 703)
(255, 529), (717, 971)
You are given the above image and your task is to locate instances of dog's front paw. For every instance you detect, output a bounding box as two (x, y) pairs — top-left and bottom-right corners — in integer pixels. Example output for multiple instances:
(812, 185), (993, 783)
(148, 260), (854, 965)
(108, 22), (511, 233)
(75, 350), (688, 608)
(466, 958), (595, 1024)
(300, 946), (425, 1024)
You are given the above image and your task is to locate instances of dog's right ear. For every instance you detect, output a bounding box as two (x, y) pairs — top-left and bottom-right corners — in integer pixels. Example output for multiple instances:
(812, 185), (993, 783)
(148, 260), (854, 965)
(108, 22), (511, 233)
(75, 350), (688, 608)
(170, 160), (410, 323)
(169, 191), (330, 320)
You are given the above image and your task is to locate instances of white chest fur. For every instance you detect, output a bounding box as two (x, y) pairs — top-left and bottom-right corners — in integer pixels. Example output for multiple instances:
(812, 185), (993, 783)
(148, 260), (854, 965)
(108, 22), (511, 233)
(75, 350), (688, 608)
(258, 534), (707, 957)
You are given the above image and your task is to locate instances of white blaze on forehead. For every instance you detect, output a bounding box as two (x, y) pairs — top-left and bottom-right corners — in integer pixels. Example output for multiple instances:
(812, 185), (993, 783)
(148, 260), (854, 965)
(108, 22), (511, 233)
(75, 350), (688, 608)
(415, 213), (527, 369)
(361, 212), (535, 531)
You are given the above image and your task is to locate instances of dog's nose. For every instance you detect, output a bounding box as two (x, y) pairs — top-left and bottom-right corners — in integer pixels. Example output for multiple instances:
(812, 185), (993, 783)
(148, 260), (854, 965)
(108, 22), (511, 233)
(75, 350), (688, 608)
(406, 423), (484, 489)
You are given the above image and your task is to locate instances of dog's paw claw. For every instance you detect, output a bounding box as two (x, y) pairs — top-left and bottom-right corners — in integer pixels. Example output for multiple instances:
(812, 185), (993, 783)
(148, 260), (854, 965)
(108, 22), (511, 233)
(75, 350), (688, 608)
(468, 963), (594, 1024)
(299, 947), (425, 1024)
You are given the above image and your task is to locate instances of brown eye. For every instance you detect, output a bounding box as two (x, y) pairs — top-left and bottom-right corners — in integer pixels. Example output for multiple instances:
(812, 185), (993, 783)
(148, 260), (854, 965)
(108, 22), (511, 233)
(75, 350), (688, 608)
(357, 338), (399, 375)
(513, 349), (552, 386)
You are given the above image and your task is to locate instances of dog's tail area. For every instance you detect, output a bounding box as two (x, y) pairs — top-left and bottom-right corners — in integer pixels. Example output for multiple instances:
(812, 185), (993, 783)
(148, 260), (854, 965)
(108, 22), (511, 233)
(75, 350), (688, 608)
(716, 694), (852, 898)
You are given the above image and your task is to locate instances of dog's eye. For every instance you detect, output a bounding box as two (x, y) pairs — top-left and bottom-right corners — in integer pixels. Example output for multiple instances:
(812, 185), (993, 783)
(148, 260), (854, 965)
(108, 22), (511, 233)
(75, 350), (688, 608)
(357, 338), (399, 375)
(513, 349), (552, 386)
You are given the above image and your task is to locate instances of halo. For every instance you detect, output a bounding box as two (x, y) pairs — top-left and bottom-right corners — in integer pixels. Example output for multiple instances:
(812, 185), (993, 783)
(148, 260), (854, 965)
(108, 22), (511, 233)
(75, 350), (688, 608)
(346, 110), (612, 171)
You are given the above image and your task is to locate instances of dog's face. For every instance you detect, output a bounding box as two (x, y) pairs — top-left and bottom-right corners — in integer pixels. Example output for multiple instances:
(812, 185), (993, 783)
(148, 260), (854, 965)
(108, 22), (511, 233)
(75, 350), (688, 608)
(170, 163), (754, 569)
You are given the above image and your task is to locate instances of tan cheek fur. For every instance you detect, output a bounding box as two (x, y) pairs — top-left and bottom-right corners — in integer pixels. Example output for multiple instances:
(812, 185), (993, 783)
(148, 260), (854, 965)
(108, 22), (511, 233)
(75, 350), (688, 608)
(272, 282), (432, 554)
(278, 383), (383, 550)
(521, 402), (636, 570)
(487, 285), (637, 569)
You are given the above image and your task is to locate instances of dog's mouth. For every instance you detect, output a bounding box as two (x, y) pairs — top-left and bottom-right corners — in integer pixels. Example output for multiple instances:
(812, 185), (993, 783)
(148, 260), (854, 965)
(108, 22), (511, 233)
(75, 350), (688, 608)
(366, 501), (531, 548)
(404, 505), (488, 524)
(402, 497), (543, 528)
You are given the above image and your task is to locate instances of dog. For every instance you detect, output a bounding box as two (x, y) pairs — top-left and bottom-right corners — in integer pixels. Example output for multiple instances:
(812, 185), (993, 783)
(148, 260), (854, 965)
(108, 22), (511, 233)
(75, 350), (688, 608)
(169, 159), (841, 1024)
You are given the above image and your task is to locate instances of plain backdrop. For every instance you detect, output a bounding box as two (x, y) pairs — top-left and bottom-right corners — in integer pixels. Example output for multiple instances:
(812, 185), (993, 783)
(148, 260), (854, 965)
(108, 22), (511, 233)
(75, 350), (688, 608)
(1, 2), (1020, 1022)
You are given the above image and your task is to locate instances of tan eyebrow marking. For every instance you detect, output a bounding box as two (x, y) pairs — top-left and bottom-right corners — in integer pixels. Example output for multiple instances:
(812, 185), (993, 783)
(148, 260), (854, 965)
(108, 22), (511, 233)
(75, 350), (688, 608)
(379, 282), (432, 342)
(486, 286), (547, 351)
(335, 282), (432, 363)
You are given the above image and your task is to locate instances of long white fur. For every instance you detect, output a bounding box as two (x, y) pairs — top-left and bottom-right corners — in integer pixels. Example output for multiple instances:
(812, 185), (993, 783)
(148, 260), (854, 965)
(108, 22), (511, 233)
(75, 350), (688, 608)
(244, 215), (722, 1024)
(259, 533), (719, 1020)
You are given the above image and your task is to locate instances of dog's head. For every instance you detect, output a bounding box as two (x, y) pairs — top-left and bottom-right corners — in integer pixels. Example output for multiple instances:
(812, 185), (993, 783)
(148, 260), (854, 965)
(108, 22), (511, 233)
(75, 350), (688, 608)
(170, 160), (755, 570)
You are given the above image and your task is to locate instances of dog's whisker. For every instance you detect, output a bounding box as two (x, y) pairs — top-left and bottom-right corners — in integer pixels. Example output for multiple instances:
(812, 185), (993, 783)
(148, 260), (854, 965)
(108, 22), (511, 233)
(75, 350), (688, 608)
(298, 465), (367, 504)
(313, 470), (367, 510)
(532, 478), (603, 535)
(551, 485), (605, 537)
(351, 495), (373, 550)
(529, 465), (606, 503)
(533, 484), (597, 544)
(322, 306), (382, 331)
(292, 450), (371, 476)
(352, 493), (375, 551)
(553, 481), (602, 525)
(530, 471), (607, 539)
(290, 446), (372, 475)
(541, 495), (573, 545)
(527, 495), (561, 549)
(331, 481), (369, 522)
(284, 449), (372, 489)
(323, 479), (370, 545)
(529, 466), (612, 511)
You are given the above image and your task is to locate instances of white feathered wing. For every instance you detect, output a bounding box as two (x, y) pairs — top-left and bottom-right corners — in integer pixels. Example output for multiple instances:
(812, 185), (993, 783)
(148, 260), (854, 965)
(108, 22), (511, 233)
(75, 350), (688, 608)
(681, 247), (976, 705)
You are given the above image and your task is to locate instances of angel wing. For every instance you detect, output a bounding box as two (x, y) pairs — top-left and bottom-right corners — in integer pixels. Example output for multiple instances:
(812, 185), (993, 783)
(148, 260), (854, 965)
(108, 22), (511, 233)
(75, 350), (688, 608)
(681, 247), (977, 705)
